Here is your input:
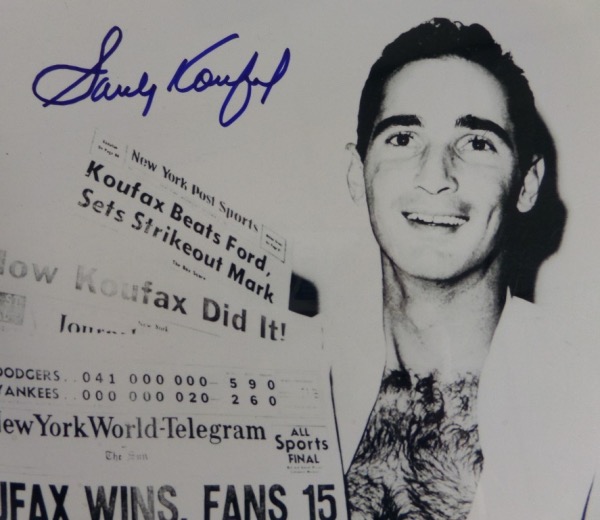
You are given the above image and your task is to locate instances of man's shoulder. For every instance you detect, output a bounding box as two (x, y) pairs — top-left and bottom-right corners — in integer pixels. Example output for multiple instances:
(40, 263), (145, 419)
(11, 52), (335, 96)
(496, 295), (589, 357)
(477, 294), (600, 520)
(489, 294), (599, 405)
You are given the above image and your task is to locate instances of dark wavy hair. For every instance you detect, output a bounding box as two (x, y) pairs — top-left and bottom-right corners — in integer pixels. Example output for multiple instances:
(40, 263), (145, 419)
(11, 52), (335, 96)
(356, 18), (566, 300)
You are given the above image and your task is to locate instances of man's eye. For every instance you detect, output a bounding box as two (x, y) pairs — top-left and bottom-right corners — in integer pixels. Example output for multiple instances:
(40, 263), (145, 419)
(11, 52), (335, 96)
(470, 136), (496, 152)
(385, 132), (413, 147)
(459, 135), (497, 153)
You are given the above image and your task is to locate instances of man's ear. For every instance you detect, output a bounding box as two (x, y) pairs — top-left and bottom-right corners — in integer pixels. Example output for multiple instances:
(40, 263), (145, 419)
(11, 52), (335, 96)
(516, 156), (545, 213)
(346, 143), (366, 204)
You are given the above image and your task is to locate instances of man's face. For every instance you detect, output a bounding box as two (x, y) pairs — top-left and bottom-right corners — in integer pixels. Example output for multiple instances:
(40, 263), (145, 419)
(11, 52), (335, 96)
(361, 57), (521, 282)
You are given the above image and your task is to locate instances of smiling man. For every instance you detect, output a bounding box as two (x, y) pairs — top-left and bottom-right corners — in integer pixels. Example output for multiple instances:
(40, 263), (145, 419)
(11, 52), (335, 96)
(343, 19), (597, 520)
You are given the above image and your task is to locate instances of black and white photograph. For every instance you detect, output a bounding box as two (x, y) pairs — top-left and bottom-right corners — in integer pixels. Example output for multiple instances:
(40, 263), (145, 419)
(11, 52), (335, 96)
(339, 16), (597, 520)
(1, 2), (599, 519)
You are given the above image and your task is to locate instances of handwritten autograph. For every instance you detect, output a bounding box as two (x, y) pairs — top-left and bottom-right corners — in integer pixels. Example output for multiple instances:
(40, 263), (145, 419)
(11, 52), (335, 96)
(32, 26), (291, 127)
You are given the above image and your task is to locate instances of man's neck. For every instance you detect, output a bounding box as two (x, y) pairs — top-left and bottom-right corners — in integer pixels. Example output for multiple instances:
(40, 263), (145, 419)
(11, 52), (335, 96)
(381, 254), (507, 382)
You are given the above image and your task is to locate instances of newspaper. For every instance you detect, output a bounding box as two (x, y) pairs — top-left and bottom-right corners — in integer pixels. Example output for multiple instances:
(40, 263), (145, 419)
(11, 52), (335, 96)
(1, 278), (345, 519)
(0, 123), (347, 516)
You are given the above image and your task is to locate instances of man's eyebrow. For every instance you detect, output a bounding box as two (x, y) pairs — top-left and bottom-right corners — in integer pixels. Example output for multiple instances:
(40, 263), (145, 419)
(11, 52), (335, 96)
(456, 115), (513, 149)
(371, 115), (422, 141)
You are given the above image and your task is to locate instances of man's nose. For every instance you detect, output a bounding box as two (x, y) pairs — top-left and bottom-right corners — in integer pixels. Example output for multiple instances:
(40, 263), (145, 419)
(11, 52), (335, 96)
(414, 146), (458, 194)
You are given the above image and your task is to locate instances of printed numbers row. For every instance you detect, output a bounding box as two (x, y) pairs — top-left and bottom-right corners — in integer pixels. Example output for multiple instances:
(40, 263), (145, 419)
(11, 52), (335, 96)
(81, 390), (277, 406)
(81, 372), (276, 390)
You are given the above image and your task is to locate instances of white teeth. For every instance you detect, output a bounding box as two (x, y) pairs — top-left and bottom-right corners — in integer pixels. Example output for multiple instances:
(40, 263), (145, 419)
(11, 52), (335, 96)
(405, 213), (467, 226)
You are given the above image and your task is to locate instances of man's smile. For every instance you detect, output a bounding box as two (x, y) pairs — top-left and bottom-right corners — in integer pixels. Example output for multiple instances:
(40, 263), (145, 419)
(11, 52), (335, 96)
(402, 211), (469, 227)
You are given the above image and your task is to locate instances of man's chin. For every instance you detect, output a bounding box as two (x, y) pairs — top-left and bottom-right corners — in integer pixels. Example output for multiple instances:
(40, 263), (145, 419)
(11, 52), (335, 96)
(386, 252), (479, 286)
(385, 248), (503, 288)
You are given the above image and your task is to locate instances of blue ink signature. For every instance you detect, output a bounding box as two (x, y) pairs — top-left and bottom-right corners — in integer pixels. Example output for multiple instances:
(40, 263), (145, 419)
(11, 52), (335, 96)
(32, 27), (157, 117)
(167, 33), (290, 127)
(32, 26), (291, 127)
